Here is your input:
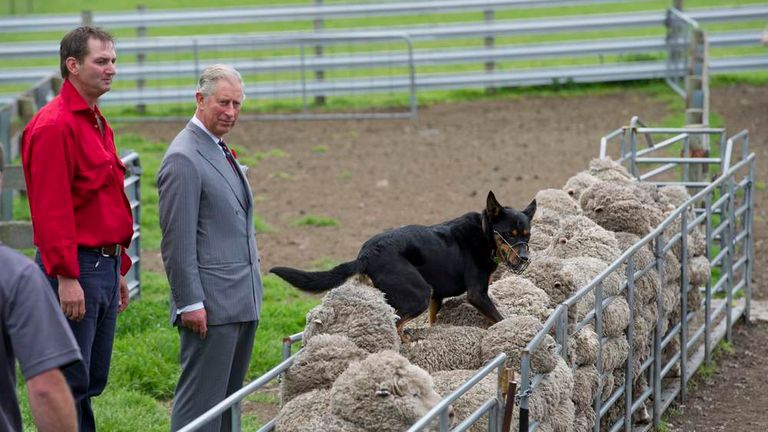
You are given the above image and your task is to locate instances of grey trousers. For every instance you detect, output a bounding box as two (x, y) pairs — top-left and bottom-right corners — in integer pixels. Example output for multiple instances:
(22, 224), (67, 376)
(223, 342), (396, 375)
(170, 320), (258, 432)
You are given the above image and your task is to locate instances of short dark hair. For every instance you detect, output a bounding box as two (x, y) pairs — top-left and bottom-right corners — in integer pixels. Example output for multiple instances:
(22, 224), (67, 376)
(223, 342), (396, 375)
(59, 26), (114, 79)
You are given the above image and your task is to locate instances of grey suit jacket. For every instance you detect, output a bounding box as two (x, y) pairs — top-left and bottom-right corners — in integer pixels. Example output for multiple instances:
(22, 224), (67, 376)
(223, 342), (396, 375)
(157, 121), (263, 326)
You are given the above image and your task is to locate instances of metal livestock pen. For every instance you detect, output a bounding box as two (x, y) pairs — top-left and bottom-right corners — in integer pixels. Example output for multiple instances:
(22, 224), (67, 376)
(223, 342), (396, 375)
(174, 118), (754, 431)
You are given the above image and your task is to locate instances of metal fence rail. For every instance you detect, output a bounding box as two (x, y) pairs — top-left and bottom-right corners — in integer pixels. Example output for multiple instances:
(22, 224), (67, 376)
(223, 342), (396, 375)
(0, 0), (648, 33)
(518, 119), (754, 432)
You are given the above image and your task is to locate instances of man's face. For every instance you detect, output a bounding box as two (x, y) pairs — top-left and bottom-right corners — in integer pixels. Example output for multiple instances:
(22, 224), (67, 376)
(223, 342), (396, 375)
(195, 78), (243, 138)
(68, 38), (116, 100)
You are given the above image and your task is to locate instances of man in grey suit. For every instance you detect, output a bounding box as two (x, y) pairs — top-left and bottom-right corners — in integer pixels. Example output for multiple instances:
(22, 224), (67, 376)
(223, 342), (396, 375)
(157, 64), (263, 432)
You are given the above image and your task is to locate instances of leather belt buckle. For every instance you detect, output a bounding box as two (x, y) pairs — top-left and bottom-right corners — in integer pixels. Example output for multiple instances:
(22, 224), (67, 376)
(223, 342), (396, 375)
(99, 244), (120, 257)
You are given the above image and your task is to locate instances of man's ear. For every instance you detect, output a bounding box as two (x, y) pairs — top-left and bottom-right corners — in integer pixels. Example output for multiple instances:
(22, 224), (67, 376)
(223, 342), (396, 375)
(195, 92), (205, 109)
(486, 191), (503, 219)
(522, 199), (537, 220)
(65, 57), (80, 76)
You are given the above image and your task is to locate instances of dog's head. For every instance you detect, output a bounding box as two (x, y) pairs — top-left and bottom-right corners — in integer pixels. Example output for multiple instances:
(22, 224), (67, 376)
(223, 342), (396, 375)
(483, 191), (536, 273)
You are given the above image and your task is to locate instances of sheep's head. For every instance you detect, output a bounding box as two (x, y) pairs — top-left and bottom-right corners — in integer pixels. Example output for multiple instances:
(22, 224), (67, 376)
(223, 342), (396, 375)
(331, 351), (451, 431)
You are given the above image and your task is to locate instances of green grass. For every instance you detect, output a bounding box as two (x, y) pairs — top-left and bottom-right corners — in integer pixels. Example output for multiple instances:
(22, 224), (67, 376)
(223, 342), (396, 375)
(291, 214), (340, 227)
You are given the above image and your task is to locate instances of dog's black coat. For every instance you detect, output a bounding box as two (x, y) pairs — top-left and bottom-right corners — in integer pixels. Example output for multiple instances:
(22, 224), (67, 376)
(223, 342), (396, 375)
(270, 191), (536, 331)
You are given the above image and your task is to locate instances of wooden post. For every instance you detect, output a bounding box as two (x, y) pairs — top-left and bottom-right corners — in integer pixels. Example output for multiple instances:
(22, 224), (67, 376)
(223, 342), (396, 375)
(136, 5), (147, 115)
(484, 9), (496, 94)
(313, 0), (326, 106)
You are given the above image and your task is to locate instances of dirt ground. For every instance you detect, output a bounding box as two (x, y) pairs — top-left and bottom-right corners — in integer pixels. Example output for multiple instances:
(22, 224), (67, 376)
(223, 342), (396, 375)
(126, 83), (767, 430)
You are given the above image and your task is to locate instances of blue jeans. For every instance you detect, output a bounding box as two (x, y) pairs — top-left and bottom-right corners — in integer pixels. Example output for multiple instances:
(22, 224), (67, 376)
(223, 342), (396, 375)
(36, 249), (120, 432)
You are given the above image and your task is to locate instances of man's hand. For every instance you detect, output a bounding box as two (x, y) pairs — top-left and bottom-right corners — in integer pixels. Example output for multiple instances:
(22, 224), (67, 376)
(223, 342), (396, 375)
(118, 276), (130, 313)
(180, 308), (207, 339)
(57, 276), (85, 321)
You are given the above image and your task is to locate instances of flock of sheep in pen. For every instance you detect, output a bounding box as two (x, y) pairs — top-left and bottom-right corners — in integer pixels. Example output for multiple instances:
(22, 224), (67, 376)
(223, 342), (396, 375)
(272, 157), (710, 432)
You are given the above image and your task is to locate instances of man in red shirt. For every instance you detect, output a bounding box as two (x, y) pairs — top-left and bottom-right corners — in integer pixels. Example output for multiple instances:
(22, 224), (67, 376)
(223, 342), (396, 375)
(21, 26), (133, 432)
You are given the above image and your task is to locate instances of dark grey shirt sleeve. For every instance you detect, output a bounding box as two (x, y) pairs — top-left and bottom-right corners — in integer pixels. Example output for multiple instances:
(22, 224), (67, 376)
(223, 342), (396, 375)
(2, 247), (81, 380)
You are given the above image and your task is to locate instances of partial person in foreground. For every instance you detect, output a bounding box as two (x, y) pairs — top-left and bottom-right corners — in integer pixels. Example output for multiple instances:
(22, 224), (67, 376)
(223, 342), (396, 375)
(20, 26), (133, 431)
(1, 156), (82, 432)
(157, 64), (263, 432)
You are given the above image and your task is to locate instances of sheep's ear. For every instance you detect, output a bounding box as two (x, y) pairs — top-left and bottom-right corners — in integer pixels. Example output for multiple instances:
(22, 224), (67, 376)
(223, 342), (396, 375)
(522, 199), (537, 220)
(486, 191), (503, 219)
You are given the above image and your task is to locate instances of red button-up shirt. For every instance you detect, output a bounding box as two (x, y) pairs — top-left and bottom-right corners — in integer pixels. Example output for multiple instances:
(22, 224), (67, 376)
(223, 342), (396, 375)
(21, 80), (133, 278)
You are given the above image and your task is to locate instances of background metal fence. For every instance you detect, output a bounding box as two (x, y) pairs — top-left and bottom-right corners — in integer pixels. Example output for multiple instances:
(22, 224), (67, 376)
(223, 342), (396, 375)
(0, 1), (766, 119)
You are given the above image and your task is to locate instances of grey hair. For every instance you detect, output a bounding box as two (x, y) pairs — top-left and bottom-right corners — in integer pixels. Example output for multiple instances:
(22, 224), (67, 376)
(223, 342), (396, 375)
(197, 64), (245, 100)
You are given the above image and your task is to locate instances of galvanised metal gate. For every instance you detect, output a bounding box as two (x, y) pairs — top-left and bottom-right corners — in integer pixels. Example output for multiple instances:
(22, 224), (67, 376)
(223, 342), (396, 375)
(518, 118), (754, 432)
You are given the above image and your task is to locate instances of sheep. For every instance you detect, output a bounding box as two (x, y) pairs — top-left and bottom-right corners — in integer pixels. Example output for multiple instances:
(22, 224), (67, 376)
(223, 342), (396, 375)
(530, 207), (563, 252)
(280, 334), (369, 404)
(400, 325), (486, 373)
(614, 232), (681, 287)
(563, 171), (600, 202)
(303, 279), (400, 353)
(562, 256), (624, 322)
(544, 397), (576, 432)
(433, 277), (553, 328)
(480, 315), (559, 374)
(534, 188), (582, 217)
(572, 365), (599, 411)
(579, 181), (663, 237)
(587, 157), (634, 183)
(522, 256), (577, 307)
(527, 357), (575, 424)
(569, 325), (599, 367)
(432, 296), (491, 328)
(601, 296), (630, 338)
(275, 389), (361, 432)
(432, 369), (497, 432)
(689, 255), (711, 288)
(601, 337), (629, 371)
(573, 407), (596, 432)
(489, 275), (553, 322)
(544, 215), (622, 264)
(330, 350), (444, 432)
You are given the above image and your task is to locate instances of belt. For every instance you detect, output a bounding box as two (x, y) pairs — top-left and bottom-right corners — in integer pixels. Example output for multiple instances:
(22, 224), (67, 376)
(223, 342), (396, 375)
(79, 245), (121, 257)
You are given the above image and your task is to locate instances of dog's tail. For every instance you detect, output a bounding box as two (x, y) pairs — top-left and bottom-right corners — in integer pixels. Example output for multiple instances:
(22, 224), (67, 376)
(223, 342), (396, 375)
(270, 260), (361, 293)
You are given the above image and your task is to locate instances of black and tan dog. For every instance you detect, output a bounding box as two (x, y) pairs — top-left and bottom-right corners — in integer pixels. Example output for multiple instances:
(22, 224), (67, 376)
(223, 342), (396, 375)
(270, 191), (536, 335)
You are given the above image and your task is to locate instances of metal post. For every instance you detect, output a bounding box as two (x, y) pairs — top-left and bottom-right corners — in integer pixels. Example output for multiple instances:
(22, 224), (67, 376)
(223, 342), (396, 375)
(624, 258), (636, 432)
(744, 159), (755, 322)
(313, 0), (325, 106)
(484, 9), (496, 94)
(592, 282), (604, 432)
(136, 5), (147, 115)
(704, 192), (713, 365)
(81, 10), (93, 26)
(0, 108), (12, 221)
(230, 401), (241, 432)
(725, 177), (736, 341)
(653, 235), (666, 428)
(680, 209), (689, 401)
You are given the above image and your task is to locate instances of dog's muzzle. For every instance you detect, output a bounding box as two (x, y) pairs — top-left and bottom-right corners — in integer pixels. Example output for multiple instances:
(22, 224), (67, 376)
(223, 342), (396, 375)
(493, 231), (530, 274)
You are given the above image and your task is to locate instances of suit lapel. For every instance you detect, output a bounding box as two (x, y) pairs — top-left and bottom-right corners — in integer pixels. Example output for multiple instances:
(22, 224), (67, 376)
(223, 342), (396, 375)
(186, 123), (249, 211)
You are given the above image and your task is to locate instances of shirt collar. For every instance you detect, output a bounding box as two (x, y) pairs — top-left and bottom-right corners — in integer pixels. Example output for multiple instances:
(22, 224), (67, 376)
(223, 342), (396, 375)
(191, 115), (221, 146)
(61, 79), (94, 112)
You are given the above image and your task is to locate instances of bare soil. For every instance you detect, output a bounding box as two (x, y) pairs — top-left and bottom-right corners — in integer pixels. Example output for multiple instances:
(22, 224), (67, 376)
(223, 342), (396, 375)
(124, 83), (768, 430)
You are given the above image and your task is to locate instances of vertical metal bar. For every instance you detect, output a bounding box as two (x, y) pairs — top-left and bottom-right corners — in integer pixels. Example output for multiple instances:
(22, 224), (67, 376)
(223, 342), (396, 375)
(231, 401), (241, 432)
(745, 158), (755, 321)
(136, 4), (147, 115)
(624, 258), (636, 432)
(484, 8), (495, 93)
(704, 192), (713, 365)
(629, 126), (638, 177)
(313, 0), (325, 106)
(653, 234), (666, 429)
(0, 107), (13, 221)
(299, 43), (308, 114)
(725, 176), (736, 342)
(592, 282), (604, 432)
(680, 209), (689, 401)
(518, 354), (531, 432)
(403, 35), (417, 119)
(683, 134), (690, 183)
(556, 306), (569, 361)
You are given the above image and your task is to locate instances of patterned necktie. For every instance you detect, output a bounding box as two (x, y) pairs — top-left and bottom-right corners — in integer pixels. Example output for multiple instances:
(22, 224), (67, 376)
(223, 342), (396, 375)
(217, 140), (239, 175)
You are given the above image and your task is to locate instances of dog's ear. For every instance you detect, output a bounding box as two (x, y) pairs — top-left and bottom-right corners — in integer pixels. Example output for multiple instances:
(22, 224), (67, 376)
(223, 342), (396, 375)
(486, 191), (503, 219)
(522, 199), (537, 220)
